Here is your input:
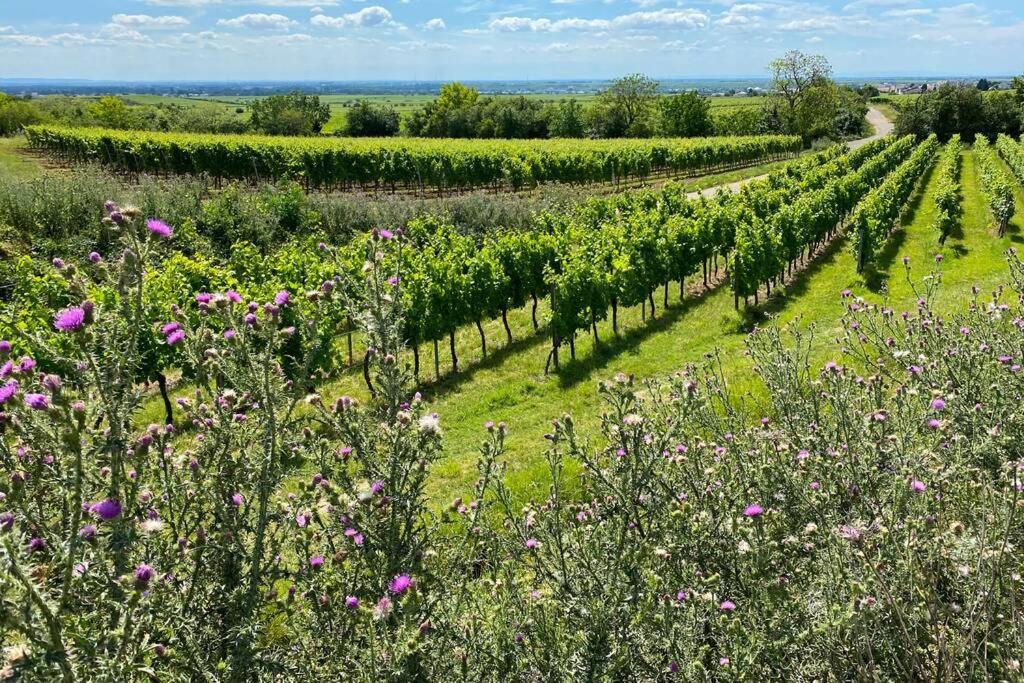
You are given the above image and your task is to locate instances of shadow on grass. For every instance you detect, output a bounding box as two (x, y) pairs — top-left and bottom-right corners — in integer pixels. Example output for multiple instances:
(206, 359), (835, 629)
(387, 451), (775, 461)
(863, 164), (936, 292)
(555, 277), (726, 390)
(738, 232), (850, 329)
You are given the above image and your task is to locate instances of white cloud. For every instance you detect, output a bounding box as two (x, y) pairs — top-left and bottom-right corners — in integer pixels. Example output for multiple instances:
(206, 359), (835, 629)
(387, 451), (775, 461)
(883, 8), (932, 17)
(487, 8), (708, 33)
(778, 17), (837, 31)
(311, 7), (401, 29)
(386, 40), (454, 52)
(806, 35), (823, 43)
(423, 18), (447, 31)
(112, 14), (190, 29)
(0, 26), (16, 34)
(217, 13), (297, 30)
(0, 33), (51, 47)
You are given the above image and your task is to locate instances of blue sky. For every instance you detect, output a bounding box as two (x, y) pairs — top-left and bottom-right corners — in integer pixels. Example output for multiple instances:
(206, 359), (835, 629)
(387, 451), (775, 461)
(0, 0), (1021, 80)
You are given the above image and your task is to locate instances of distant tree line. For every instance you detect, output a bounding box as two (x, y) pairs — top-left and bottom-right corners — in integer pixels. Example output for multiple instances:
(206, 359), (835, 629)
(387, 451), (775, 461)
(894, 79), (1024, 141)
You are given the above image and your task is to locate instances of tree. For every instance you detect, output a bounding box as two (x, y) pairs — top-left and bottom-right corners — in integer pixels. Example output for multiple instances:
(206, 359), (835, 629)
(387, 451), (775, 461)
(548, 99), (586, 138)
(88, 96), (146, 130)
(344, 100), (400, 137)
(0, 93), (43, 136)
(591, 74), (659, 138)
(249, 91), (330, 136)
(659, 91), (713, 137)
(857, 84), (880, 99)
(404, 82), (481, 137)
(768, 51), (833, 135)
(977, 78), (991, 92)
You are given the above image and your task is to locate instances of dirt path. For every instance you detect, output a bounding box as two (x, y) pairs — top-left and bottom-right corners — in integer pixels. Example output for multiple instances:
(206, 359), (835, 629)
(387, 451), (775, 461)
(686, 107), (894, 200)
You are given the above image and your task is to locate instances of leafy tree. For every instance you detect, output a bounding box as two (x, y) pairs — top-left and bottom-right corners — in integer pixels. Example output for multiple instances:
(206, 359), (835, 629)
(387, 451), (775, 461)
(0, 93), (43, 136)
(249, 91), (330, 136)
(405, 82), (481, 138)
(659, 92), (713, 137)
(768, 51), (834, 138)
(547, 98), (586, 138)
(88, 96), (146, 130)
(833, 86), (870, 137)
(475, 97), (549, 139)
(856, 84), (880, 99)
(590, 74), (659, 138)
(893, 84), (992, 141)
(976, 78), (991, 92)
(344, 100), (400, 137)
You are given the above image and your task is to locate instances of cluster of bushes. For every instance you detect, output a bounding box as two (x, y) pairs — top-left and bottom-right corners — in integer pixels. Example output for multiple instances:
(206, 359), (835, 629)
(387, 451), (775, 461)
(894, 81), (1024, 141)
(1, 208), (1023, 679)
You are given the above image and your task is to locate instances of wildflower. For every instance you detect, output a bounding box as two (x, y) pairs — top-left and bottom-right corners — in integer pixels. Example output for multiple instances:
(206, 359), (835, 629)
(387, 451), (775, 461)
(161, 322), (181, 336)
(0, 511), (14, 531)
(525, 538), (539, 550)
(89, 251), (102, 263)
(146, 219), (173, 238)
(24, 393), (49, 411)
(91, 498), (122, 521)
(909, 480), (926, 493)
(274, 290), (291, 307)
(0, 380), (17, 405)
(719, 600), (736, 611)
(140, 519), (165, 534)
(345, 596), (360, 610)
(378, 228), (394, 240)
(388, 574), (413, 595)
(195, 293), (212, 305)
(28, 537), (47, 552)
(134, 563), (156, 586)
(166, 330), (185, 346)
(720, 658), (731, 667)
(927, 419), (941, 430)
(53, 306), (86, 332)
(223, 329), (236, 340)
(931, 398), (946, 411)
(743, 504), (764, 518)
(309, 556), (325, 569)
(225, 290), (242, 303)
(78, 524), (97, 539)
(19, 357), (35, 372)
(374, 596), (392, 620)
(0, 340), (9, 354)
(231, 493), (244, 507)
(838, 525), (864, 543)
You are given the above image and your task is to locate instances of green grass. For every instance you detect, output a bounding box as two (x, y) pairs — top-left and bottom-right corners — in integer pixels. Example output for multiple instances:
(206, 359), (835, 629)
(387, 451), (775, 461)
(300, 143), (1015, 506)
(0, 136), (45, 179)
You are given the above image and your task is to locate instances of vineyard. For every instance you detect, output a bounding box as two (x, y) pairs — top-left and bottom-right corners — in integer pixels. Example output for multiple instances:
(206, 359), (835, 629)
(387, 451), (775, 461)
(23, 125), (801, 193)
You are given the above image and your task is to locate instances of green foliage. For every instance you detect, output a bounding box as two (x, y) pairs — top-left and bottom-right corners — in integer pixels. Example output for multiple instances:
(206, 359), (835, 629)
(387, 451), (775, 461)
(895, 84), (1023, 141)
(851, 135), (940, 270)
(933, 136), (963, 244)
(248, 91), (330, 136)
(0, 93), (44, 136)
(976, 134), (1016, 236)
(343, 99), (400, 137)
(26, 125), (802, 191)
(547, 98), (586, 138)
(87, 96), (147, 130)
(659, 92), (713, 138)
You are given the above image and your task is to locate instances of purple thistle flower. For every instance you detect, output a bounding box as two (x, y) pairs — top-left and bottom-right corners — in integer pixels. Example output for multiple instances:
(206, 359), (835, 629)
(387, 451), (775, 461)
(345, 596), (360, 609)
(244, 313), (257, 327)
(134, 563), (156, 586)
(0, 340), (9, 354)
(309, 555), (324, 569)
(223, 328), (237, 340)
(388, 574), (413, 595)
(931, 398), (946, 411)
(909, 480), (926, 493)
(231, 493), (244, 507)
(166, 330), (185, 346)
(89, 251), (102, 263)
(525, 538), (539, 549)
(0, 380), (18, 405)
(24, 393), (49, 411)
(743, 504), (764, 518)
(195, 293), (212, 305)
(719, 600), (736, 611)
(54, 306), (86, 332)
(91, 498), (122, 521)
(146, 219), (173, 238)
(378, 228), (394, 240)
(28, 537), (47, 552)
(274, 290), (291, 307)
(161, 322), (181, 336)
(0, 511), (14, 531)
(78, 524), (97, 539)
(19, 357), (35, 372)
(370, 480), (384, 495)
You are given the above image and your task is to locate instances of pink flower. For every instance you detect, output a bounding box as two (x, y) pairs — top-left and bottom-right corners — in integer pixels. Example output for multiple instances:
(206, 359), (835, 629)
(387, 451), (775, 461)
(166, 330), (185, 346)
(931, 398), (946, 411)
(909, 480), (926, 493)
(24, 393), (49, 410)
(146, 219), (173, 238)
(719, 600), (736, 611)
(743, 504), (764, 518)
(309, 555), (324, 569)
(0, 380), (18, 405)
(525, 538), (539, 550)
(388, 574), (413, 595)
(54, 307), (86, 332)
(91, 498), (123, 521)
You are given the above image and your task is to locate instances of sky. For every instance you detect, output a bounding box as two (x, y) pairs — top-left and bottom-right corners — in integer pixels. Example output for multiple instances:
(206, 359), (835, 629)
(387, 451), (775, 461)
(0, 0), (1021, 81)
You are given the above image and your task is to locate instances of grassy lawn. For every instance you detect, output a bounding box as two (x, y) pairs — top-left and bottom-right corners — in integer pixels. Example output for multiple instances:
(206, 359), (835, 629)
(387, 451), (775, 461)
(0, 136), (44, 179)
(298, 143), (1015, 507)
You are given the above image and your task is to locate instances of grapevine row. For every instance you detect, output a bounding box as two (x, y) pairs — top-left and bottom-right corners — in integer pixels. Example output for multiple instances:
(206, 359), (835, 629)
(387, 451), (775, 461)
(851, 135), (940, 271)
(933, 136), (963, 245)
(729, 135), (921, 300)
(24, 125), (802, 193)
(995, 134), (1024, 190)
(975, 135), (1015, 238)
